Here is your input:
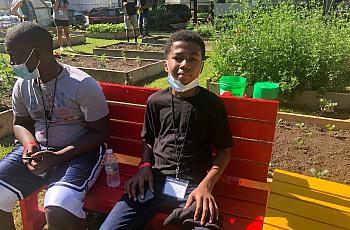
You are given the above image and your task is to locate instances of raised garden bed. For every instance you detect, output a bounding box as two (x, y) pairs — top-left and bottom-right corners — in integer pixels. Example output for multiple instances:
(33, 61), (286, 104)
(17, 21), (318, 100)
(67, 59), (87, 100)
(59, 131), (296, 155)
(142, 35), (213, 52)
(142, 35), (170, 45)
(0, 109), (13, 139)
(86, 32), (128, 40)
(93, 42), (165, 60)
(57, 54), (165, 84)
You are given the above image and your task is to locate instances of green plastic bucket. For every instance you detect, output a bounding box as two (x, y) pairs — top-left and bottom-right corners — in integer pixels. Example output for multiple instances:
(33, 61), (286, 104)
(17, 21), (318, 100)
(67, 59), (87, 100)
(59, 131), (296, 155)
(253, 82), (279, 100)
(219, 76), (247, 97)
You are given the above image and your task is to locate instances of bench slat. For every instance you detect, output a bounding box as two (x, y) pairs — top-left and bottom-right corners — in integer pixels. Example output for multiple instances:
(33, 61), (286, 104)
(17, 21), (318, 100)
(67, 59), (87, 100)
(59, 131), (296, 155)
(264, 206), (348, 230)
(225, 158), (268, 182)
(108, 107), (276, 143)
(221, 96), (279, 122)
(267, 192), (350, 229)
(213, 181), (268, 206)
(108, 137), (142, 157)
(273, 170), (350, 199)
(270, 180), (350, 213)
(101, 83), (157, 105)
(110, 137), (273, 165)
(109, 103), (146, 123)
(229, 118), (276, 142)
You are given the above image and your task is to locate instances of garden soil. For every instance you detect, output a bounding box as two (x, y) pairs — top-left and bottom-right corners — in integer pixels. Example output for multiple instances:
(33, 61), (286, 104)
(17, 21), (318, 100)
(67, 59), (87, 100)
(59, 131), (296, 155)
(106, 43), (165, 52)
(58, 55), (156, 71)
(270, 120), (350, 185)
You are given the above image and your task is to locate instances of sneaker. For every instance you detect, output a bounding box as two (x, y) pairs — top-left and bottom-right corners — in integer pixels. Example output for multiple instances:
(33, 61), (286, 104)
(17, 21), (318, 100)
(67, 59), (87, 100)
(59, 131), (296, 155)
(59, 47), (64, 52)
(67, 47), (74, 52)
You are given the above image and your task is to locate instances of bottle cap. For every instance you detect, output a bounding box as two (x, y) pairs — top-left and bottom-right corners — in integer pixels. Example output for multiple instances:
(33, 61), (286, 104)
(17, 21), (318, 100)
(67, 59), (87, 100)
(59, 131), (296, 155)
(106, 149), (113, 154)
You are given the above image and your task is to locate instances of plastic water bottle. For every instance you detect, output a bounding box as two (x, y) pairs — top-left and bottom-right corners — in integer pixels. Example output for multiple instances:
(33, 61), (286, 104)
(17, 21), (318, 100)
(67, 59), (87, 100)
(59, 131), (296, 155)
(104, 149), (121, 187)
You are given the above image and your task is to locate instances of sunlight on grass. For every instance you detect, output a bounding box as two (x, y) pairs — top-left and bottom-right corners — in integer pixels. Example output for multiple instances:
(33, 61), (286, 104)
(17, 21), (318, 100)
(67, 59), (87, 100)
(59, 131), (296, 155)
(54, 37), (125, 55)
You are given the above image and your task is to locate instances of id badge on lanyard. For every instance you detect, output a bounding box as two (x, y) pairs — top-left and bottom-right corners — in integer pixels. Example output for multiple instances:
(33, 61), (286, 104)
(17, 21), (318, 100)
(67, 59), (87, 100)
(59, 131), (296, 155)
(163, 176), (189, 199)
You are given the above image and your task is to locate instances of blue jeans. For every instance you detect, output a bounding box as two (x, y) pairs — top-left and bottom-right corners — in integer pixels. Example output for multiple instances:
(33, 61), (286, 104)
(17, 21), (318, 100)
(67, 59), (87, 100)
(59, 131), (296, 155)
(138, 11), (149, 36)
(100, 176), (210, 230)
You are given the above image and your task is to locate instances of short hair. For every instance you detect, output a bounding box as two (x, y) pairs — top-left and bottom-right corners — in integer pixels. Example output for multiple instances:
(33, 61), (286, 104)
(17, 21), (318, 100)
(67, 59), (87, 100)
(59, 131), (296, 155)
(5, 22), (53, 51)
(165, 30), (205, 60)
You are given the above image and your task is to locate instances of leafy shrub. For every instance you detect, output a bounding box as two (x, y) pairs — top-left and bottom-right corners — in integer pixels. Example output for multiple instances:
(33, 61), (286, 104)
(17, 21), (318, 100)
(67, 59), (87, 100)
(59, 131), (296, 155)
(193, 24), (215, 38)
(87, 23), (125, 33)
(197, 12), (209, 19)
(211, 1), (350, 97)
(0, 56), (15, 107)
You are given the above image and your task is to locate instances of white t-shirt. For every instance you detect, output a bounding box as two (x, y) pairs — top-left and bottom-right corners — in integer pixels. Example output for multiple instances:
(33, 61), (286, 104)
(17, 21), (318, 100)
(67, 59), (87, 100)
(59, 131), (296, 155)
(12, 64), (109, 147)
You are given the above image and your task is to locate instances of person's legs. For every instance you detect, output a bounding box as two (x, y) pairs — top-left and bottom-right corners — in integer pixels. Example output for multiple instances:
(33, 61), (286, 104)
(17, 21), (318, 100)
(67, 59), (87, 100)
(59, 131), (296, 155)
(0, 145), (47, 230)
(100, 176), (178, 229)
(56, 25), (64, 51)
(131, 15), (138, 43)
(139, 13), (144, 37)
(143, 12), (149, 37)
(44, 144), (105, 229)
(63, 25), (72, 49)
(124, 15), (131, 42)
(100, 193), (163, 230)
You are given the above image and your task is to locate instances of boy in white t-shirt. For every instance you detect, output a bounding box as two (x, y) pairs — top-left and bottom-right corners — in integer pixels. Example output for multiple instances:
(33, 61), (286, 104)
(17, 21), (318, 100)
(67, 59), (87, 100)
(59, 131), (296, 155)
(0, 22), (109, 230)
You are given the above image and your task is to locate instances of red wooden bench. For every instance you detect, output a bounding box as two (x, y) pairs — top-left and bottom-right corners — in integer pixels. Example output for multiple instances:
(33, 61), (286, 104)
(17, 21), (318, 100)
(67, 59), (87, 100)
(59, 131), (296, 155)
(20, 82), (279, 230)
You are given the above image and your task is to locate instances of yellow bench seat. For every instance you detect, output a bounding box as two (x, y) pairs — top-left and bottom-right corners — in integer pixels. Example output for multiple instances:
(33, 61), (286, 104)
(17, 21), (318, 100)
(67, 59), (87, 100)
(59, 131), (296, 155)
(263, 169), (350, 230)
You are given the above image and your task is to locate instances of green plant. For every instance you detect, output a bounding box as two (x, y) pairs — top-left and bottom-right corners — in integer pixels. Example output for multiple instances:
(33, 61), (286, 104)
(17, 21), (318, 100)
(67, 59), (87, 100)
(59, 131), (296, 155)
(325, 124), (336, 131)
(295, 122), (306, 130)
(319, 98), (338, 113)
(310, 168), (329, 178)
(135, 56), (142, 67)
(295, 137), (305, 145)
(121, 50), (127, 62)
(211, 1), (350, 98)
(87, 23), (125, 33)
(94, 54), (107, 68)
(193, 24), (215, 37)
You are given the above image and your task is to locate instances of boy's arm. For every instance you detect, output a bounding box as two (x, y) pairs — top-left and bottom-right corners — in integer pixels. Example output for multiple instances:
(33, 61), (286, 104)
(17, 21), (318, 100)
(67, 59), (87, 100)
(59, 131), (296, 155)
(184, 147), (231, 225)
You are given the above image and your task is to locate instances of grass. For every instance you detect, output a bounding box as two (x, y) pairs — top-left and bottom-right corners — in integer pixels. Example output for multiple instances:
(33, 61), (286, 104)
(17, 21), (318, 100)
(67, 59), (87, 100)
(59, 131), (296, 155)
(55, 37), (125, 55)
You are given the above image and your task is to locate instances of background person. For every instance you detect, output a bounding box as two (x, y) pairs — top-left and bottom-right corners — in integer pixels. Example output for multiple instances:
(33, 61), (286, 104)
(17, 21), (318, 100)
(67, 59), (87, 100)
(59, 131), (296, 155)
(137, 0), (150, 38)
(123, 0), (139, 43)
(10, 0), (37, 22)
(53, 0), (73, 52)
(0, 22), (109, 230)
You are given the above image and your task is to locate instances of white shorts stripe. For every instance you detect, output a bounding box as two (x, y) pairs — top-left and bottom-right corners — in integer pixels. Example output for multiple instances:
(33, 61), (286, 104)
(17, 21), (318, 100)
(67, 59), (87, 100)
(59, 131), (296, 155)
(49, 145), (104, 191)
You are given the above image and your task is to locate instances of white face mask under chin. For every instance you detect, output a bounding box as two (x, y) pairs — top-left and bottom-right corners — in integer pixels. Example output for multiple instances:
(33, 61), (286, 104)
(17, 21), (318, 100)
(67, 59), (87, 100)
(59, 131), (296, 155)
(11, 48), (41, 80)
(167, 74), (199, 93)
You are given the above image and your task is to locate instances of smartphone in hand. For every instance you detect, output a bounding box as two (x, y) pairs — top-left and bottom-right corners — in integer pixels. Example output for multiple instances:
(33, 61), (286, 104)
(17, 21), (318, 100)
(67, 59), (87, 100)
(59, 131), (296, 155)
(137, 188), (154, 203)
(22, 156), (42, 162)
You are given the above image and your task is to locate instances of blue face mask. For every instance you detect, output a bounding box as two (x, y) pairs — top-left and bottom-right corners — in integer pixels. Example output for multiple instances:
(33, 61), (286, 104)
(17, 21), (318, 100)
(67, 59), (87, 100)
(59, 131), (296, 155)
(11, 48), (41, 80)
(167, 74), (199, 92)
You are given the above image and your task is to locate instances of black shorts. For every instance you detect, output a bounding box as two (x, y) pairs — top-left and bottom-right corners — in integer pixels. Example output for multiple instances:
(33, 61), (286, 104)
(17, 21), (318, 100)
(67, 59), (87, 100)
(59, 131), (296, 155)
(54, 19), (69, 27)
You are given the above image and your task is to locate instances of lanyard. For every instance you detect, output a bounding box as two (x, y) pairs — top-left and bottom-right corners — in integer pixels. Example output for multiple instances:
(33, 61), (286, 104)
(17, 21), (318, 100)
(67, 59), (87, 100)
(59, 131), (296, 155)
(37, 65), (61, 149)
(171, 93), (192, 180)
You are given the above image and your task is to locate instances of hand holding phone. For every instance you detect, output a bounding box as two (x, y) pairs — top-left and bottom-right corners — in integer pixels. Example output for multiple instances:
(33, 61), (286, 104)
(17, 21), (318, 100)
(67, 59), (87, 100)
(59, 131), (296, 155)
(137, 188), (154, 203)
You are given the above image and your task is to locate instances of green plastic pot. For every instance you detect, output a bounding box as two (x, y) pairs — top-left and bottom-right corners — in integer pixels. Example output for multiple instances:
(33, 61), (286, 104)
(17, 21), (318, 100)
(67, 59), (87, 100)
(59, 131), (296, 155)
(219, 76), (247, 97)
(253, 82), (279, 100)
